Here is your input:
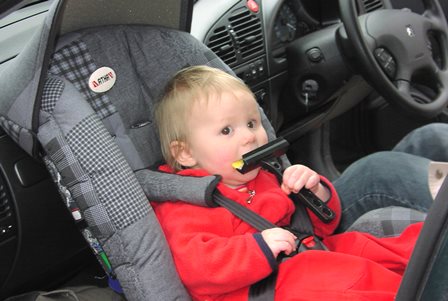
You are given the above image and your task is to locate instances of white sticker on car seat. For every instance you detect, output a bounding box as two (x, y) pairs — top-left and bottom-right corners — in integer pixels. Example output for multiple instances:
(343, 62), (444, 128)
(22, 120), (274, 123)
(88, 67), (116, 93)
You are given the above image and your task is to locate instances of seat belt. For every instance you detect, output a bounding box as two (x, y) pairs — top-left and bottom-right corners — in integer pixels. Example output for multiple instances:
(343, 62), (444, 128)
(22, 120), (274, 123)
(213, 190), (278, 301)
(212, 189), (327, 254)
(212, 159), (330, 301)
(213, 191), (275, 231)
(214, 190), (323, 244)
(213, 188), (327, 301)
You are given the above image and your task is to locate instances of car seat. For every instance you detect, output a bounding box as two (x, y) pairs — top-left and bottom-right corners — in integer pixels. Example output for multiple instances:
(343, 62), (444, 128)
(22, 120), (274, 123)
(0, 0), (426, 300)
(38, 26), (238, 301)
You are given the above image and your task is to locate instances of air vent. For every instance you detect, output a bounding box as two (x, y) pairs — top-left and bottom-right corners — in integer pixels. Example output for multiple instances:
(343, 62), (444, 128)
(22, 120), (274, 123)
(207, 26), (237, 66)
(229, 7), (264, 59)
(362, 0), (384, 12)
(205, 2), (265, 67)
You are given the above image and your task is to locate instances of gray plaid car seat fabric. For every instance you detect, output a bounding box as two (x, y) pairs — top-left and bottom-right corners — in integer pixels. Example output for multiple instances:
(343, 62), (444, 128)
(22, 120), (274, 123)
(37, 21), (289, 298)
(38, 26), (219, 301)
(38, 24), (278, 300)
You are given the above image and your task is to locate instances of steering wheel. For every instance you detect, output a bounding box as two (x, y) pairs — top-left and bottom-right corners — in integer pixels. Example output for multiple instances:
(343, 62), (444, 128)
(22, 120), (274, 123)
(339, 0), (448, 118)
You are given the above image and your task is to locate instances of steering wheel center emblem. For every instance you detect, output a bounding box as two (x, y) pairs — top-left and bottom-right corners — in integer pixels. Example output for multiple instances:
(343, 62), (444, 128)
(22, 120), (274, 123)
(406, 25), (415, 37)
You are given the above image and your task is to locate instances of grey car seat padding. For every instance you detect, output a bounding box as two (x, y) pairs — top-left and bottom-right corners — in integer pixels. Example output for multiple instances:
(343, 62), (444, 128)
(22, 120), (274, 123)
(37, 24), (287, 301)
(48, 25), (283, 203)
(38, 76), (189, 300)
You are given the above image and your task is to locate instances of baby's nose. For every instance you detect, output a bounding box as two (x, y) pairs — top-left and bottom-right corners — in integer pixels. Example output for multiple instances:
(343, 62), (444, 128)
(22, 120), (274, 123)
(242, 129), (256, 144)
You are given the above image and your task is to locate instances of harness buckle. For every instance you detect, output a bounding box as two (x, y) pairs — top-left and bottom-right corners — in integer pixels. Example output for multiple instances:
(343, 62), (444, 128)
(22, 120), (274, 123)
(297, 235), (327, 252)
(281, 233), (327, 261)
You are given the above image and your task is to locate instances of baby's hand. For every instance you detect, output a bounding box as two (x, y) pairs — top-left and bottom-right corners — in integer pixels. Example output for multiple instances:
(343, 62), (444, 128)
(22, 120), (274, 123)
(281, 164), (320, 195)
(261, 227), (297, 258)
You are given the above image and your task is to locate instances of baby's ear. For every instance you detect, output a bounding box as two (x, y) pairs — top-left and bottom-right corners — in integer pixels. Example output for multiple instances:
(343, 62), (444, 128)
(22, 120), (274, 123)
(170, 141), (197, 168)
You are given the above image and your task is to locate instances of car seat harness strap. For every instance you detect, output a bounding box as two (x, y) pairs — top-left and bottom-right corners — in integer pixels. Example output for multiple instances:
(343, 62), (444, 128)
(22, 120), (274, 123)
(213, 188), (327, 255)
(213, 186), (326, 301)
(214, 138), (335, 301)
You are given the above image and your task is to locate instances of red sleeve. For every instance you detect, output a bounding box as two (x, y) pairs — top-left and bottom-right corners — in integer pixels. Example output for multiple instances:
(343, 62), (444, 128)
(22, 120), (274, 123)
(308, 175), (341, 237)
(152, 201), (273, 296)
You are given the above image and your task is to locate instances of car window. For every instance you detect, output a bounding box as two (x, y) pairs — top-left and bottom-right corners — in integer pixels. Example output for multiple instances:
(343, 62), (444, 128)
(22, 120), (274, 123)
(0, 0), (49, 72)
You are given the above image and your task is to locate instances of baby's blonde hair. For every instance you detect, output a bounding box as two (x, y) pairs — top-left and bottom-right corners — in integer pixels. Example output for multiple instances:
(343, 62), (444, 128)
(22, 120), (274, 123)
(155, 65), (254, 171)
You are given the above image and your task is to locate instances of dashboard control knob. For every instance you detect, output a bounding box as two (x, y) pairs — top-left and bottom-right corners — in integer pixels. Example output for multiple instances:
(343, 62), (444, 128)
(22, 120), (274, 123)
(307, 48), (323, 63)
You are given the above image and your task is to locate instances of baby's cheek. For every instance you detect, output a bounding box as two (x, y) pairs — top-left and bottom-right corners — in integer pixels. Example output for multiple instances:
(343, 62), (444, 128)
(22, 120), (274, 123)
(213, 149), (237, 164)
(206, 152), (236, 174)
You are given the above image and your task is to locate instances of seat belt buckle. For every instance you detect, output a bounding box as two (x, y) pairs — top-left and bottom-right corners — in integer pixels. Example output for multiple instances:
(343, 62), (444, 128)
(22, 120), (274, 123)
(280, 234), (327, 261)
(286, 235), (327, 257)
(302, 236), (317, 248)
(297, 235), (327, 252)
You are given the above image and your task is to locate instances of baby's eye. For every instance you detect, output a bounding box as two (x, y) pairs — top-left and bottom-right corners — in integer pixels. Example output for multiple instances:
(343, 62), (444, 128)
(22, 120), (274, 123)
(247, 120), (256, 128)
(221, 126), (233, 135)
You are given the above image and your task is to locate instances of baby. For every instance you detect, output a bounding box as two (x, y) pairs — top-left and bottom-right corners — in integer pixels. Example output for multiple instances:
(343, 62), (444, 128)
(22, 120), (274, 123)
(151, 65), (422, 301)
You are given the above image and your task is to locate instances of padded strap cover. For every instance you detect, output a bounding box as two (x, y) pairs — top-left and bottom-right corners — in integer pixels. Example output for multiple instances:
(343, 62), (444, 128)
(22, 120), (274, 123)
(38, 77), (190, 300)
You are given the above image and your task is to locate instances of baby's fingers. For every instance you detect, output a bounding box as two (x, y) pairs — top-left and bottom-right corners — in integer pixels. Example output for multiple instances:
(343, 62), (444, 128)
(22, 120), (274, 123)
(281, 183), (292, 194)
(282, 166), (306, 192)
(279, 240), (295, 255)
(279, 230), (297, 251)
(304, 173), (320, 190)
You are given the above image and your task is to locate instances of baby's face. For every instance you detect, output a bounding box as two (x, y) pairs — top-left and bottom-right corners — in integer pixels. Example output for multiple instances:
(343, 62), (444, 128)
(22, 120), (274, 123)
(185, 90), (268, 187)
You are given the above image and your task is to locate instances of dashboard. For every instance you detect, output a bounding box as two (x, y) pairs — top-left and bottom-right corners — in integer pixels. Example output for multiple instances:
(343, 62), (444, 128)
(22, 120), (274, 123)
(273, 1), (318, 45)
(191, 0), (445, 133)
(192, 0), (369, 132)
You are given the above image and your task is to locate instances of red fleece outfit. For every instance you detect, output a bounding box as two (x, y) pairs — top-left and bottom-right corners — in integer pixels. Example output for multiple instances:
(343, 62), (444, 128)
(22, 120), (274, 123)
(151, 167), (422, 301)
